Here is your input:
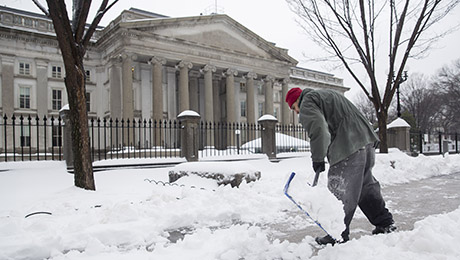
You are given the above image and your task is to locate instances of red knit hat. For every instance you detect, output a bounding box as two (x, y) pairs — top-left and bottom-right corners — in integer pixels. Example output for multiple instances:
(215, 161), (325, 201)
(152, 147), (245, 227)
(285, 88), (302, 108)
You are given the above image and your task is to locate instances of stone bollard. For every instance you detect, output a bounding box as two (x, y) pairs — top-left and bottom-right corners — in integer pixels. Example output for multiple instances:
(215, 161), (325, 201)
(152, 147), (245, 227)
(258, 114), (278, 160)
(178, 110), (201, 162)
(387, 118), (410, 152)
(59, 105), (73, 170)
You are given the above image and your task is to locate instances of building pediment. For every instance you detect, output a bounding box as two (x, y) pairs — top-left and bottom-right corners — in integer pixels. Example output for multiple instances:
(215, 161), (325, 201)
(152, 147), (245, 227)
(118, 14), (297, 65)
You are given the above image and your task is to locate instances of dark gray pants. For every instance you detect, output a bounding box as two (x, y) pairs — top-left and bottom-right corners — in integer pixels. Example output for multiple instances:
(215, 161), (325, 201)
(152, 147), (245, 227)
(328, 143), (394, 240)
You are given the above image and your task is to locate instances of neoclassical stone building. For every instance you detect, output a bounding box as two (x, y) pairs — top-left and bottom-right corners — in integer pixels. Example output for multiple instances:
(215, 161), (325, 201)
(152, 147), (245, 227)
(0, 6), (347, 126)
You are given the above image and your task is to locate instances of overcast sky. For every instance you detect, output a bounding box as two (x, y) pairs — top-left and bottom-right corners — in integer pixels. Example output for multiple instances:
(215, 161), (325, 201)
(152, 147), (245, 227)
(2, 0), (460, 99)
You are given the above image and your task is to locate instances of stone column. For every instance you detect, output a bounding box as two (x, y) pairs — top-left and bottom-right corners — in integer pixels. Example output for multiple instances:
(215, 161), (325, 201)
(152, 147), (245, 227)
(95, 66), (105, 117)
(166, 67), (177, 119)
(212, 75), (224, 149)
(121, 53), (137, 147)
(264, 75), (275, 116)
(121, 53), (135, 121)
(202, 64), (216, 122)
(150, 56), (166, 120)
(225, 68), (238, 123)
(35, 59), (49, 116)
(201, 65), (216, 148)
(150, 57), (166, 148)
(189, 70), (200, 113)
(109, 56), (122, 149)
(245, 72), (257, 125)
(1, 55), (15, 152)
(212, 74), (222, 122)
(177, 60), (193, 113)
(1, 55), (15, 116)
(281, 78), (290, 125)
(109, 56), (122, 120)
(36, 59), (48, 151)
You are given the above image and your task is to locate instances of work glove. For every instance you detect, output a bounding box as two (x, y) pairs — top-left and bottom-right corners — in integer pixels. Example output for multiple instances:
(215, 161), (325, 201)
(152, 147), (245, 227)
(313, 161), (325, 173)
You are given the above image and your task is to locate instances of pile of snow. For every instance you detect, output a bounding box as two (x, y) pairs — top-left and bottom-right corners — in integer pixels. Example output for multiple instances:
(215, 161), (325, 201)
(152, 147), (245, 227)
(241, 133), (310, 152)
(374, 149), (458, 185)
(315, 208), (460, 259)
(285, 171), (345, 240)
(1, 150), (460, 259)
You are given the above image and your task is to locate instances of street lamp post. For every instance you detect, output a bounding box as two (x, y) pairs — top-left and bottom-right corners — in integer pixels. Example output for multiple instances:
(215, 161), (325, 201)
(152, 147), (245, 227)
(394, 71), (408, 117)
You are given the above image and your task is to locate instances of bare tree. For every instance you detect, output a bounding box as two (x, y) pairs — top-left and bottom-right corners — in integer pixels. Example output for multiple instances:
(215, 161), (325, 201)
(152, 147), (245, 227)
(287, 0), (459, 153)
(432, 59), (460, 132)
(33, 0), (118, 190)
(400, 73), (442, 132)
(353, 92), (378, 127)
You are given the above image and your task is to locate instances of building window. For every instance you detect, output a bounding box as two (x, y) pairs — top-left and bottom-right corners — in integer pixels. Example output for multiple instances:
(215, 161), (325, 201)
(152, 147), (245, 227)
(240, 100), (246, 117)
(85, 70), (91, 82)
(13, 15), (22, 25)
(47, 22), (54, 31)
(52, 65), (62, 78)
(52, 126), (62, 147)
(52, 89), (62, 110)
(274, 107), (279, 119)
(274, 91), (280, 103)
(257, 85), (264, 95)
(86, 92), (91, 112)
(20, 126), (31, 147)
(19, 86), (30, 109)
(240, 82), (246, 92)
(19, 62), (30, 75)
(258, 102), (264, 118)
(24, 17), (33, 27)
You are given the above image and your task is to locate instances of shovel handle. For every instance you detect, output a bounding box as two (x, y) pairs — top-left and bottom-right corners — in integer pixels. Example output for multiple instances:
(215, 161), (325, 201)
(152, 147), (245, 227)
(312, 169), (321, 187)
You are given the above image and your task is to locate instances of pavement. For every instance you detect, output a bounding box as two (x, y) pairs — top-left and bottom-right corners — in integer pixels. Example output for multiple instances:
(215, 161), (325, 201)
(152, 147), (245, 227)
(274, 172), (460, 243)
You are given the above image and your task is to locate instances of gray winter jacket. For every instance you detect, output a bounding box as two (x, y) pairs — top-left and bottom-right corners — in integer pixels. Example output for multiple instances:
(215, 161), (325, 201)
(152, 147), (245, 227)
(298, 88), (379, 166)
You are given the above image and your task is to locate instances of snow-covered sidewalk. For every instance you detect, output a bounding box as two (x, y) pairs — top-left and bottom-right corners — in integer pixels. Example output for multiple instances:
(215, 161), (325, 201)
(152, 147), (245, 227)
(1, 150), (460, 260)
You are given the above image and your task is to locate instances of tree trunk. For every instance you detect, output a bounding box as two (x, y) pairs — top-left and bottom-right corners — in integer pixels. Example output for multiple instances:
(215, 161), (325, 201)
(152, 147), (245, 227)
(66, 65), (95, 190)
(32, 0), (118, 191)
(377, 110), (389, 153)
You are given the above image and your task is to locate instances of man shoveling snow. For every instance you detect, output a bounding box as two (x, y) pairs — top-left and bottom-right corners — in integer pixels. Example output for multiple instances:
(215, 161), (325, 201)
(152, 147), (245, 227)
(285, 87), (396, 245)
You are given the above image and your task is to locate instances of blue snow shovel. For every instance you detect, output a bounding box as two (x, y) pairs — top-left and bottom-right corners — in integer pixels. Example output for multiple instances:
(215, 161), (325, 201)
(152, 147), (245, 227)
(283, 171), (337, 241)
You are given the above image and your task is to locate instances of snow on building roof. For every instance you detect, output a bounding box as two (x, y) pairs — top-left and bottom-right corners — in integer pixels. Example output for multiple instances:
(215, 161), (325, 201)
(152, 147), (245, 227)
(388, 118), (411, 129)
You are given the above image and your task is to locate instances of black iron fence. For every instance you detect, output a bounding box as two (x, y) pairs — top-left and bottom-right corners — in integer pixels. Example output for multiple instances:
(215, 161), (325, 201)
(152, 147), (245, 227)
(87, 118), (182, 161)
(1, 114), (63, 161)
(199, 122), (260, 157)
(3, 114), (460, 163)
(1, 115), (312, 162)
(409, 130), (459, 155)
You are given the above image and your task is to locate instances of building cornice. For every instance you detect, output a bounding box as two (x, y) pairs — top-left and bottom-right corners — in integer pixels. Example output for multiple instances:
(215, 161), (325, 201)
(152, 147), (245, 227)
(117, 14), (298, 65)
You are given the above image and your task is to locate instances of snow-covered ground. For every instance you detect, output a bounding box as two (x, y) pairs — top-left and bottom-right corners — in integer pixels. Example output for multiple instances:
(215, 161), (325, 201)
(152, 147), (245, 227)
(1, 149), (460, 260)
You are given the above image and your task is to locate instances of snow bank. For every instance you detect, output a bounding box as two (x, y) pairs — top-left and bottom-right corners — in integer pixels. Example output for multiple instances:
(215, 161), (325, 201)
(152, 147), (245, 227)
(374, 149), (458, 185)
(1, 151), (460, 259)
(314, 206), (460, 260)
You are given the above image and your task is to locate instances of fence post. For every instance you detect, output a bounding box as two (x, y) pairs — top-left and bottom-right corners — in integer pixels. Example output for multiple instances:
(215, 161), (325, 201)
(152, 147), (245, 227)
(178, 110), (201, 162)
(456, 133), (458, 154)
(59, 105), (73, 170)
(419, 131), (423, 154)
(258, 115), (278, 160)
(438, 132), (442, 155)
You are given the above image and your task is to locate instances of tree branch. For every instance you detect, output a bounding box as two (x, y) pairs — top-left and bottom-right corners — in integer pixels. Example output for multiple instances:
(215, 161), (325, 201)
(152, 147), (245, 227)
(45, 0), (77, 64)
(32, 0), (49, 17)
(81, 0), (119, 48)
(73, 0), (92, 42)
